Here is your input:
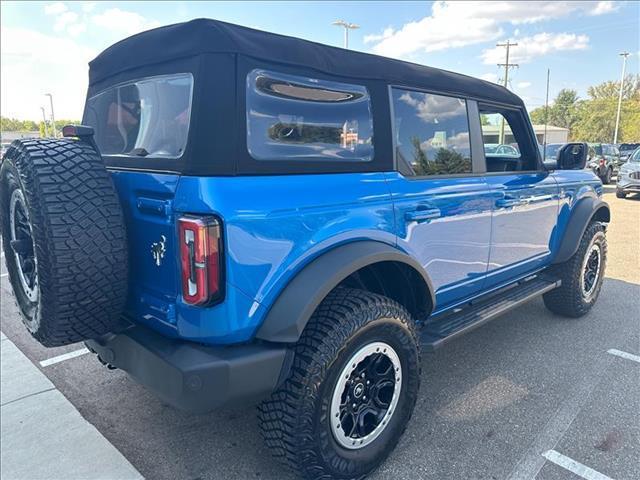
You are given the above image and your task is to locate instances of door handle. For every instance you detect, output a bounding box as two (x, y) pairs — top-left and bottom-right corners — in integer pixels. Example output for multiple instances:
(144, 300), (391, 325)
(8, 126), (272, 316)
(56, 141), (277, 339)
(405, 208), (441, 223)
(495, 198), (522, 208)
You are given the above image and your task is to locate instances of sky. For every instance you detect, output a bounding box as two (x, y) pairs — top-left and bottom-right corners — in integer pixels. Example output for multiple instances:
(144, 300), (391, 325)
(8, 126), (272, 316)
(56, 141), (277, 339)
(1, 1), (639, 121)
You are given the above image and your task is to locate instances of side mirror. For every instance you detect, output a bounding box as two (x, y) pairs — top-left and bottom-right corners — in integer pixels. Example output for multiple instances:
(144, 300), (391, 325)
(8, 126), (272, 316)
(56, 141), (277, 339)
(557, 142), (588, 170)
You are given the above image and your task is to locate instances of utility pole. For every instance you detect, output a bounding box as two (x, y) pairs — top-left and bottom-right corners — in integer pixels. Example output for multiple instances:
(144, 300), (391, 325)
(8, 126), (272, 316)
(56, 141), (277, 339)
(40, 107), (49, 137)
(332, 20), (359, 49)
(497, 40), (518, 143)
(543, 68), (550, 161)
(613, 51), (629, 145)
(45, 93), (56, 138)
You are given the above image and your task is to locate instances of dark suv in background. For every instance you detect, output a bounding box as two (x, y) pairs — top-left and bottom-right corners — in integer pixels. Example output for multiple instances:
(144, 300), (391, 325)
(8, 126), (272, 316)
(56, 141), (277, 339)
(587, 143), (621, 184)
(618, 143), (640, 164)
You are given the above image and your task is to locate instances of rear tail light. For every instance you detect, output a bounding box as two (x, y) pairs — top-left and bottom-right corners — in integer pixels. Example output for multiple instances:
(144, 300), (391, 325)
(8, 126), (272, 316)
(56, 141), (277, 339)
(178, 216), (223, 305)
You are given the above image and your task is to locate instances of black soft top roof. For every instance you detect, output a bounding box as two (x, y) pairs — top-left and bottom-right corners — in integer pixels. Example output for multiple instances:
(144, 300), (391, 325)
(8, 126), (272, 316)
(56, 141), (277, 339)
(89, 18), (522, 107)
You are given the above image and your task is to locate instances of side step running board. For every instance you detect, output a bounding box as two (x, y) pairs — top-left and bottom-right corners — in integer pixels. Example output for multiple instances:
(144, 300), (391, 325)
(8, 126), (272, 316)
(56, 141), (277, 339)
(420, 277), (561, 351)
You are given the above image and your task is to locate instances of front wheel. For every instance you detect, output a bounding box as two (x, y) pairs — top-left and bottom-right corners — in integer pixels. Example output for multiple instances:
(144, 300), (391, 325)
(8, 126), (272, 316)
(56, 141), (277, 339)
(616, 189), (626, 199)
(258, 288), (420, 479)
(543, 221), (607, 318)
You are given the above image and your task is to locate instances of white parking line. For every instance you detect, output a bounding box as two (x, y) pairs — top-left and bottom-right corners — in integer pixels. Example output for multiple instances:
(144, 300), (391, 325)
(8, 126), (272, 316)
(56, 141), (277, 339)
(543, 450), (612, 480)
(506, 352), (614, 480)
(1, 273), (8, 278)
(39, 348), (90, 367)
(607, 348), (640, 364)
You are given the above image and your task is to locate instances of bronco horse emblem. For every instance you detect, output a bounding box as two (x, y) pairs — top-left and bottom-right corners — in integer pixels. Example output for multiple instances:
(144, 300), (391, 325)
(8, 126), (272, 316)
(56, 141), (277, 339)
(151, 235), (167, 267)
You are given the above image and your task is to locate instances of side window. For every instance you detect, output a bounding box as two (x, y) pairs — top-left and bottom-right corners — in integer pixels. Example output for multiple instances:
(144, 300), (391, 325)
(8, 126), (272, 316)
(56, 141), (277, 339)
(391, 88), (472, 176)
(246, 69), (373, 162)
(479, 107), (537, 172)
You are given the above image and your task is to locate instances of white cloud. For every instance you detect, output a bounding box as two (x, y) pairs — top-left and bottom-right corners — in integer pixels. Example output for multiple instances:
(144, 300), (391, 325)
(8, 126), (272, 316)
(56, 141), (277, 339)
(92, 8), (160, 35)
(44, 2), (67, 16)
(399, 91), (467, 122)
(43, 2), (86, 37)
(67, 22), (87, 36)
(82, 2), (97, 13)
(1, 27), (95, 120)
(480, 73), (499, 83)
(54, 11), (79, 32)
(481, 32), (589, 65)
(363, 27), (395, 45)
(517, 81), (532, 89)
(366, 1), (613, 59)
(589, 1), (618, 15)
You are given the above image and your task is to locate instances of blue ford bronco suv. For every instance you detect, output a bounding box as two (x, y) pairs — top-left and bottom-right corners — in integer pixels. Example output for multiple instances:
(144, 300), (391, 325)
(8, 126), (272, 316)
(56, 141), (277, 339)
(0, 19), (610, 479)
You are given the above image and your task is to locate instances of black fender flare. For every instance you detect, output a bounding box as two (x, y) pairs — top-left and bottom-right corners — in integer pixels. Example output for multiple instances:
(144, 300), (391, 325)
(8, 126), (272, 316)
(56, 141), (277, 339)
(255, 241), (435, 343)
(553, 197), (610, 264)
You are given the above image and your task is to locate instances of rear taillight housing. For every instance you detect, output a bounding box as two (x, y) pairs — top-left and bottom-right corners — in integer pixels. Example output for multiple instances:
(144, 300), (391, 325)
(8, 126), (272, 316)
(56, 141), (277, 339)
(178, 216), (223, 305)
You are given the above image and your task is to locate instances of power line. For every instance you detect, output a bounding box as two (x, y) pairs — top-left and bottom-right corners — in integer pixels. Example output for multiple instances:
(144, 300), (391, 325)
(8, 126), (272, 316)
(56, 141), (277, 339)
(496, 40), (518, 143)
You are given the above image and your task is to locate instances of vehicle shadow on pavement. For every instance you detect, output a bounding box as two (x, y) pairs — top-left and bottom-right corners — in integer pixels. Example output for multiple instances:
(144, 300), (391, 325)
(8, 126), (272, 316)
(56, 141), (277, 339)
(50, 277), (635, 480)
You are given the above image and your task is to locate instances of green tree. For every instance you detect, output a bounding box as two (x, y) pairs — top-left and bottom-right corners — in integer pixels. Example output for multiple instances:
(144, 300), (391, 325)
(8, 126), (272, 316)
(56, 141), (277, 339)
(572, 75), (640, 142)
(410, 136), (431, 175)
(529, 89), (580, 133)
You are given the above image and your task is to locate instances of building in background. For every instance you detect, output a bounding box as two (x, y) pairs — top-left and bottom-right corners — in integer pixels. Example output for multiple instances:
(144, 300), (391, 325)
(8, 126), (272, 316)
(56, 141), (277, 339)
(1, 131), (40, 143)
(482, 124), (569, 145)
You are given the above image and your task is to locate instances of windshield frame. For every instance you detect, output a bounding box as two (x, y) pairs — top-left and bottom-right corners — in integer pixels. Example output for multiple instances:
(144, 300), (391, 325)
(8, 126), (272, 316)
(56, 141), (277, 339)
(84, 72), (194, 161)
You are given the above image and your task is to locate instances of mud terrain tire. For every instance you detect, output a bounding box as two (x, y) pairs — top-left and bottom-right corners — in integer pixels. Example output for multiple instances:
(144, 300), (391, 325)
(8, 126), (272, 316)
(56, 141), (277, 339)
(258, 288), (420, 479)
(543, 221), (607, 318)
(0, 138), (128, 347)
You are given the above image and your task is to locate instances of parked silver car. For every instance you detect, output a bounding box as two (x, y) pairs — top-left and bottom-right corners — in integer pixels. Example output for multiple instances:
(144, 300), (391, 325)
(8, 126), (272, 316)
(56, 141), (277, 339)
(616, 147), (640, 198)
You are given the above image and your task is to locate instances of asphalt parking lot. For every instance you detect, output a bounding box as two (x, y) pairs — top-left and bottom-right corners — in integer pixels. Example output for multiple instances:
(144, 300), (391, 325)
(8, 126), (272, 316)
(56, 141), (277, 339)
(1, 186), (639, 480)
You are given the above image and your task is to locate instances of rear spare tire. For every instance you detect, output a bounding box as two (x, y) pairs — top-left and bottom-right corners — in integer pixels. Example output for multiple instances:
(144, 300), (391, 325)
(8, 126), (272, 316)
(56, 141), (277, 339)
(0, 138), (128, 347)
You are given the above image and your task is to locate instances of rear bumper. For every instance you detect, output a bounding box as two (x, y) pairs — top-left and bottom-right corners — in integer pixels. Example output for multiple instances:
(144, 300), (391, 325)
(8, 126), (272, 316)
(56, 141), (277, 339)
(86, 325), (289, 413)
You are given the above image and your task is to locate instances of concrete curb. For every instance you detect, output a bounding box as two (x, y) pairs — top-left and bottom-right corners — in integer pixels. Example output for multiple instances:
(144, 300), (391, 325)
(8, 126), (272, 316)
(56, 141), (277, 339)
(1, 333), (143, 480)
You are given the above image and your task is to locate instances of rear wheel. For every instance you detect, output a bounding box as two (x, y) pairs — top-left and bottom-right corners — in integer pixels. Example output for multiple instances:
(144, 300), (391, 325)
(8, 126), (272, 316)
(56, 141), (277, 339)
(0, 139), (128, 347)
(543, 221), (607, 318)
(258, 288), (420, 479)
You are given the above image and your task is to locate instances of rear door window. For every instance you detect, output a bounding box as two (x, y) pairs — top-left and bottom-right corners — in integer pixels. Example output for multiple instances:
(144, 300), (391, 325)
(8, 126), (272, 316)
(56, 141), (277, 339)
(84, 73), (193, 159)
(390, 88), (472, 176)
(246, 69), (373, 162)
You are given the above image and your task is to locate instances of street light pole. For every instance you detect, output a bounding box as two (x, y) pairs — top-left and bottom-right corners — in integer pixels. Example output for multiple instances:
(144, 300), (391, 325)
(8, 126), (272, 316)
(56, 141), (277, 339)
(332, 20), (359, 49)
(613, 51), (629, 145)
(45, 93), (56, 138)
(543, 68), (550, 161)
(40, 107), (49, 137)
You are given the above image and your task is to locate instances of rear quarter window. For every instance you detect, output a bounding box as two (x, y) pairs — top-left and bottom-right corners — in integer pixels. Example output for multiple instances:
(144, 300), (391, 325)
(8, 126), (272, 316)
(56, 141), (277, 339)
(246, 69), (374, 162)
(84, 73), (193, 159)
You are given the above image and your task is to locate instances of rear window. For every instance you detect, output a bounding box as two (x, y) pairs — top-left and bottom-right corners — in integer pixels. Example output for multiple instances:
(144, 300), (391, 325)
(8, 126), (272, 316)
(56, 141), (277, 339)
(246, 69), (373, 162)
(620, 143), (640, 153)
(84, 73), (193, 159)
